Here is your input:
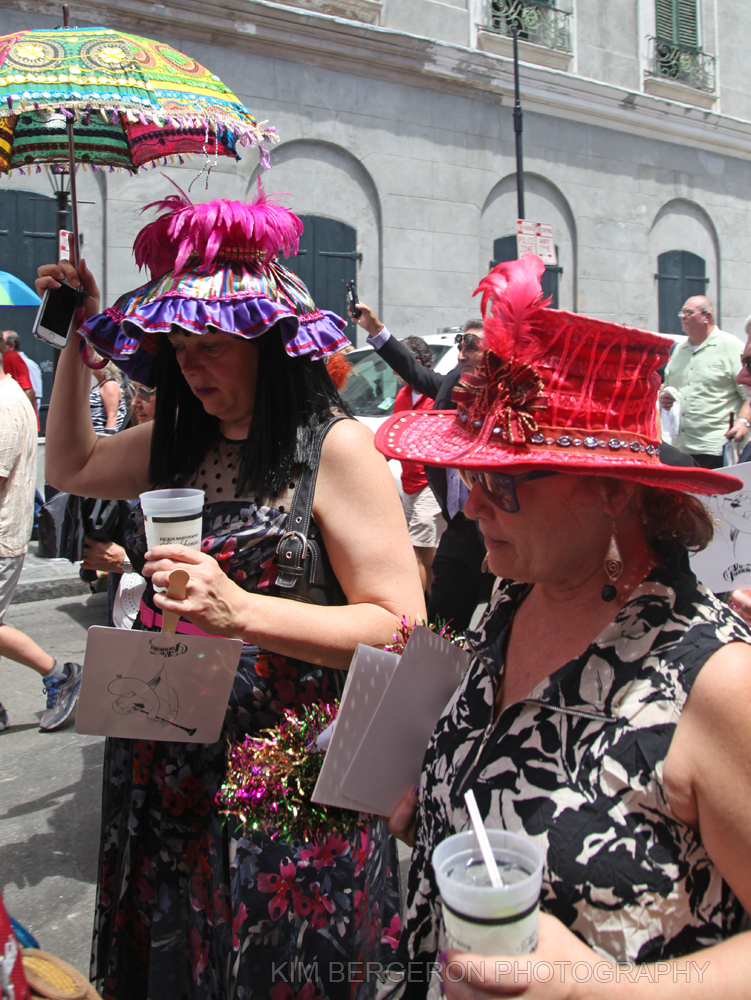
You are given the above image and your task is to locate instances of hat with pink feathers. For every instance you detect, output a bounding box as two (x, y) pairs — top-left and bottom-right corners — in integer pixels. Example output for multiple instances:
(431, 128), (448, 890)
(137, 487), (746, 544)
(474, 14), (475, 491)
(78, 182), (350, 385)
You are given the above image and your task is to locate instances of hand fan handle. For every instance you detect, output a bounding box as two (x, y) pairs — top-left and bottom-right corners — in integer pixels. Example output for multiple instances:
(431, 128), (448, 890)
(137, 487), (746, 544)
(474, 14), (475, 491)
(161, 570), (190, 634)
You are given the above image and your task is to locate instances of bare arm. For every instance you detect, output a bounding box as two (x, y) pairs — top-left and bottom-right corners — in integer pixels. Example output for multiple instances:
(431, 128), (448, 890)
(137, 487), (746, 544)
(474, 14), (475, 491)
(38, 259), (153, 500)
(145, 420), (427, 668)
(663, 641), (751, 916)
(97, 379), (121, 429)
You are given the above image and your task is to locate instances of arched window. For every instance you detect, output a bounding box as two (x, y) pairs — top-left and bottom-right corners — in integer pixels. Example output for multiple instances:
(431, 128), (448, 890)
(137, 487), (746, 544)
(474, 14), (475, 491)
(656, 250), (709, 335)
(285, 215), (361, 341)
(491, 234), (561, 308)
(0, 189), (58, 430)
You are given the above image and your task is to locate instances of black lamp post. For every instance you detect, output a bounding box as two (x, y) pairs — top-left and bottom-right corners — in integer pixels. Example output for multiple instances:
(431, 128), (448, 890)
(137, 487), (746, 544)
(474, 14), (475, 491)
(49, 167), (71, 237)
(513, 26), (525, 221)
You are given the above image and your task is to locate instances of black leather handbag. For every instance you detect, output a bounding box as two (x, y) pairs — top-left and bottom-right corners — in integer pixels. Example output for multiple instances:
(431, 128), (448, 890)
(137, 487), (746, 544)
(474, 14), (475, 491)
(274, 416), (347, 607)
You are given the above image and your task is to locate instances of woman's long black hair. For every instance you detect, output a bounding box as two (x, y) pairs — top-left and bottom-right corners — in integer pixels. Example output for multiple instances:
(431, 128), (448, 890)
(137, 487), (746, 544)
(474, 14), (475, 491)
(148, 326), (350, 497)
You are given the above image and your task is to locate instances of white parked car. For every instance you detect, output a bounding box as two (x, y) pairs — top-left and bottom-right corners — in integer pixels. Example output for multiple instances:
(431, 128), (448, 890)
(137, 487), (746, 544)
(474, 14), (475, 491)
(339, 333), (460, 491)
(340, 332), (459, 431)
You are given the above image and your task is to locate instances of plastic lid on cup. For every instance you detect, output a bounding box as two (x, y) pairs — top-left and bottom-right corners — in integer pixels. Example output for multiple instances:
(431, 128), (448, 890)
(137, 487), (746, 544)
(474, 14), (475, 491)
(433, 829), (543, 920)
(139, 488), (205, 517)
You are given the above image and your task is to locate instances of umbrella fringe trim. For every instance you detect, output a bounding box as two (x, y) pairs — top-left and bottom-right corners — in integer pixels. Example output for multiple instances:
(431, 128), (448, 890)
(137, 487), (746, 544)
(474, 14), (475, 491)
(0, 99), (278, 147)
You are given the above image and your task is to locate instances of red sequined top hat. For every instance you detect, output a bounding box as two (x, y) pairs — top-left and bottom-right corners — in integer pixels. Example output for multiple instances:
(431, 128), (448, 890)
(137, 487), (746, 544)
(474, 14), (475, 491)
(375, 255), (742, 496)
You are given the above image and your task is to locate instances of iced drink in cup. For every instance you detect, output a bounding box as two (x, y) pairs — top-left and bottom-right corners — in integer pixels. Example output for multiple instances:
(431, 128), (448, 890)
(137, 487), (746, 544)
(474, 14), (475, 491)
(433, 829), (543, 956)
(140, 489), (205, 552)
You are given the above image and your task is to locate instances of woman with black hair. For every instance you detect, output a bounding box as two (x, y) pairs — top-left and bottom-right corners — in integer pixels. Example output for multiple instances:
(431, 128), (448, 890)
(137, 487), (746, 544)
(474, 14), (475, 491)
(37, 189), (424, 1000)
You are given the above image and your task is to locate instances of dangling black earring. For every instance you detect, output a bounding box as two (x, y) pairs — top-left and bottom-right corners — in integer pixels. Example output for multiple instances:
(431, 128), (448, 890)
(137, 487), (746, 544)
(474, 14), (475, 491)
(601, 534), (623, 602)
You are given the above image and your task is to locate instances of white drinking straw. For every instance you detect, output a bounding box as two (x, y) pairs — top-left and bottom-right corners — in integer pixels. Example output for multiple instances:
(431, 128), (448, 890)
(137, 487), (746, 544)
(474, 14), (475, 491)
(464, 789), (504, 890)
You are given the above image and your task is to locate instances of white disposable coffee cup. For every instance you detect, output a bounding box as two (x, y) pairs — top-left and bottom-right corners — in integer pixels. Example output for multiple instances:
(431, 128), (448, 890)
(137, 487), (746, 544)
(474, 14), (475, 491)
(433, 829), (543, 956)
(139, 488), (205, 552)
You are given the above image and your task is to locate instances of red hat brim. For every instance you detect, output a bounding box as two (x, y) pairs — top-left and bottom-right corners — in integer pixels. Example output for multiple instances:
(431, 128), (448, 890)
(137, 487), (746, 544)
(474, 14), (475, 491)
(375, 409), (743, 496)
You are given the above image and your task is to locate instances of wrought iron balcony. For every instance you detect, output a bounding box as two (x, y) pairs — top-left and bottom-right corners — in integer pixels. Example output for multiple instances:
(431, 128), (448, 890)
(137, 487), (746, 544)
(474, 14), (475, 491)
(647, 36), (716, 93)
(486, 0), (572, 54)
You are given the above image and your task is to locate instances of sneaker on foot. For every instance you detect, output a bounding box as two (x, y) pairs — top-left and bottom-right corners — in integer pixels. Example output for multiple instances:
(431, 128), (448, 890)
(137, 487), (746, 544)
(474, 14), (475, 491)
(0, 702), (8, 732)
(40, 663), (83, 731)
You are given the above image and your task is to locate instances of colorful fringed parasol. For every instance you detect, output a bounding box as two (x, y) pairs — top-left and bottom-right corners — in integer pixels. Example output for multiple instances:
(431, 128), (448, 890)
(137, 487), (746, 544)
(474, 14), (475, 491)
(0, 8), (278, 266)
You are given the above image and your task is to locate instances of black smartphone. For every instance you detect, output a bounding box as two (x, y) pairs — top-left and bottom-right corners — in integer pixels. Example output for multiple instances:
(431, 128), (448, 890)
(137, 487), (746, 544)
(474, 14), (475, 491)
(32, 280), (82, 349)
(346, 280), (362, 319)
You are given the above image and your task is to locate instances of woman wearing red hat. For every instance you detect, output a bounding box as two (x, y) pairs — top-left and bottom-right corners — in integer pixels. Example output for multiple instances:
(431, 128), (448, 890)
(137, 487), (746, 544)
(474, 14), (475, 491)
(379, 256), (751, 998)
(37, 187), (424, 1000)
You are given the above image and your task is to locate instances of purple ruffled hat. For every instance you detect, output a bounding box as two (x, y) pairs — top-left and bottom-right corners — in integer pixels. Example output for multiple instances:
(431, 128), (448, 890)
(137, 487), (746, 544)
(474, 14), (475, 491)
(78, 183), (350, 386)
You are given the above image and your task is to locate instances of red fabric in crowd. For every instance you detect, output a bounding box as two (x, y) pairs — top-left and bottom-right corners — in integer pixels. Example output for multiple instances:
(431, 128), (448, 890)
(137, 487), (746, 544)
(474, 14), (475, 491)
(0, 893), (30, 999)
(393, 384), (433, 494)
(2, 348), (32, 391)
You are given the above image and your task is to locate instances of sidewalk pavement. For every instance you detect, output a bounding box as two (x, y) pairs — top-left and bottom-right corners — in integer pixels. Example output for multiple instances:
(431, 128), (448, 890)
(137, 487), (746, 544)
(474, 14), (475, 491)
(1, 591), (107, 981)
(12, 542), (89, 605)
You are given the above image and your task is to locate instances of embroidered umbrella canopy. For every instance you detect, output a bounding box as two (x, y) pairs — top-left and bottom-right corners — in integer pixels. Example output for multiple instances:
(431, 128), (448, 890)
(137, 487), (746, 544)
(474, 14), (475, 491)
(0, 11), (277, 264)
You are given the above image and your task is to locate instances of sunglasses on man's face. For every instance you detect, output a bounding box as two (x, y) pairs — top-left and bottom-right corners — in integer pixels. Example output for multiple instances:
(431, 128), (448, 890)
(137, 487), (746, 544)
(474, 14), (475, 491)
(454, 332), (482, 349)
(458, 468), (558, 513)
(740, 355), (751, 376)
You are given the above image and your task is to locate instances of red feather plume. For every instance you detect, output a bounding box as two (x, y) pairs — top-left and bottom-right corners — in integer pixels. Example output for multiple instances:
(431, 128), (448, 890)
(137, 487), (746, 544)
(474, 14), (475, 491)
(133, 178), (304, 279)
(473, 254), (550, 363)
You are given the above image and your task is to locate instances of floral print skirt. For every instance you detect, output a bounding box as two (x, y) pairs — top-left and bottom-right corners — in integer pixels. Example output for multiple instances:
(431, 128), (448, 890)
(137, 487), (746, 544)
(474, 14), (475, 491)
(91, 650), (402, 1000)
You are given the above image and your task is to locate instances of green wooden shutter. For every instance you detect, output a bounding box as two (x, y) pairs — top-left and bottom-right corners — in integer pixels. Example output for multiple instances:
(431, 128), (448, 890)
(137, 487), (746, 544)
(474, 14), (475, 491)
(656, 0), (675, 39)
(491, 234), (560, 309)
(677, 0), (698, 46)
(0, 189), (58, 431)
(656, 250), (708, 335)
(656, 0), (698, 45)
(285, 215), (360, 341)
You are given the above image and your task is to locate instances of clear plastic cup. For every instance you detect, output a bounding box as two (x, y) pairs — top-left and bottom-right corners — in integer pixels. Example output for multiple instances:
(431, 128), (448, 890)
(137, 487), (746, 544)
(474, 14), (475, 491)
(433, 829), (543, 956)
(139, 488), (205, 552)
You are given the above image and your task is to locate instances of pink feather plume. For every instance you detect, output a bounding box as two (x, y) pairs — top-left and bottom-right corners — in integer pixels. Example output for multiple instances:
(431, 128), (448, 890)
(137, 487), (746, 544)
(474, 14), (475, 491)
(133, 178), (304, 279)
(474, 254), (551, 363)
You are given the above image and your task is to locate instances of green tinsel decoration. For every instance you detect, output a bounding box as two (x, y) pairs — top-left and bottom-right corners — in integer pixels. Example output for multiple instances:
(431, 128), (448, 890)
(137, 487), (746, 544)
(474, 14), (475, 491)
(379, 616), (468, 655)
(216, 702), (355, 845)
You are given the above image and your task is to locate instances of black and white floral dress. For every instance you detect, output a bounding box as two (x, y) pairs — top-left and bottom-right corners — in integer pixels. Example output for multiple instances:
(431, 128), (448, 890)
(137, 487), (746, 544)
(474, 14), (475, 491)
(396, 542), (750, 999)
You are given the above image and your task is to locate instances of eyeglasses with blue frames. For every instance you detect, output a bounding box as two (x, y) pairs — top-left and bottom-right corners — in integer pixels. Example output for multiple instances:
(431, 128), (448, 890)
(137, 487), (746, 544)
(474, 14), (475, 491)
(458, 468), (559, 513)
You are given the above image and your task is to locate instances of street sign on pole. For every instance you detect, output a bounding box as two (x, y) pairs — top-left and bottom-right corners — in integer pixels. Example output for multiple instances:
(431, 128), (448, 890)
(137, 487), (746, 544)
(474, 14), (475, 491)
(59, 229), (72, 261)
(516, 220), (558, 265)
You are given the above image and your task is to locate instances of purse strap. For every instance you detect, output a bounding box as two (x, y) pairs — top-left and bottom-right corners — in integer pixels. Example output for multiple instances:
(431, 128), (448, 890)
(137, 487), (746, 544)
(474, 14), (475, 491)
(275, 415), (344, 591)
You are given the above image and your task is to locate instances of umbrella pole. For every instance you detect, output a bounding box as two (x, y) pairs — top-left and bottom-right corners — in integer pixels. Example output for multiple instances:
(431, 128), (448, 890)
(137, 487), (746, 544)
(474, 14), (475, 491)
(66, 122), (80, 270)
(61, 3), (80, 270)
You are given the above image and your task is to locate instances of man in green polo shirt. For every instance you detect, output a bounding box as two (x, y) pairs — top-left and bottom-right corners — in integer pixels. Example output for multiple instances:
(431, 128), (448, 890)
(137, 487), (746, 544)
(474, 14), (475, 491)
(660, 295), (750, 469)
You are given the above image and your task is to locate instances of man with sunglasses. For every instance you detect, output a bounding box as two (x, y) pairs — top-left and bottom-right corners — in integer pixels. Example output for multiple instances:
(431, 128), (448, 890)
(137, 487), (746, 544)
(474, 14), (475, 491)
(349, 302), (494, 630)
(660, 295), (750, 468)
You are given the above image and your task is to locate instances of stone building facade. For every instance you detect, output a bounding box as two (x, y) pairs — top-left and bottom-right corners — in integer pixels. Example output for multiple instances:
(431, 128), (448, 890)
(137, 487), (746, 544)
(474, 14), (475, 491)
(2, 0), (751, 360)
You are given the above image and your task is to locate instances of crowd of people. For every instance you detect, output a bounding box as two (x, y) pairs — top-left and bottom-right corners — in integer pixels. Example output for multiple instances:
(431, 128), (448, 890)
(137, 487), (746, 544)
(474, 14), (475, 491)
(0, 188), (749, 999)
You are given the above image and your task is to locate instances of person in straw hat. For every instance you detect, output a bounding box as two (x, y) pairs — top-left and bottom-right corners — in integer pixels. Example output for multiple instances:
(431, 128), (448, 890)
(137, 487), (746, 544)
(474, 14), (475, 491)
(382, 255), (751, 998)
(36, 184), (424, 999)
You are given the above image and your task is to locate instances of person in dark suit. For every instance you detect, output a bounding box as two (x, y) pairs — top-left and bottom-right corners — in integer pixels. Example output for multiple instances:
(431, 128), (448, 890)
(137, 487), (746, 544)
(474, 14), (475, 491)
(350, 304), (494, 631)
